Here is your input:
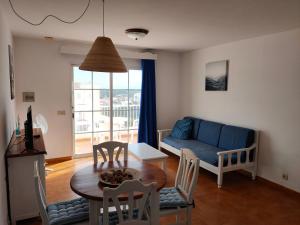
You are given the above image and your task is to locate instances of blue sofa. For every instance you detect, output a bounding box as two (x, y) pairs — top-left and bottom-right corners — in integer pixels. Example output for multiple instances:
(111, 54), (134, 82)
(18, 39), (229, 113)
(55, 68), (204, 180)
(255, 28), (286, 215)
(158, 117), (259, 187)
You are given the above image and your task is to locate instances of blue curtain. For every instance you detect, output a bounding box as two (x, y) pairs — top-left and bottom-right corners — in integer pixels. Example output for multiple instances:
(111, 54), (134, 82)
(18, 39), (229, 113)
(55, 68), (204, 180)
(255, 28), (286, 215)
(138, 59), (158, 147)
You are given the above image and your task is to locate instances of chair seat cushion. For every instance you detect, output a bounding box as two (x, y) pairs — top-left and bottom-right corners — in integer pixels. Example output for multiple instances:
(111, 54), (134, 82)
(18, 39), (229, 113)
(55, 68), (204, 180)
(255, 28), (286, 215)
(160, 187), (189, 209)
(47, 197), (89, 225)
(100, 209), (140, 225)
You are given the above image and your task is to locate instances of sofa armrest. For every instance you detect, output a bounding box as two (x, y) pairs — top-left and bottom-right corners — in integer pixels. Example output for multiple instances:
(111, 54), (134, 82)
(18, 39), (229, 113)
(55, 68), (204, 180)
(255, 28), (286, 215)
(157, 129), (172, 142)
(217, 144), (257, 167)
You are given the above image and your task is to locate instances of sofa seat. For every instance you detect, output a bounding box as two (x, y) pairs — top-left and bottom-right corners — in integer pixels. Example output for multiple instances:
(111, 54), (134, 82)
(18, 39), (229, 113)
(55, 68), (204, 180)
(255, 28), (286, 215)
(163, 135), (252, 166)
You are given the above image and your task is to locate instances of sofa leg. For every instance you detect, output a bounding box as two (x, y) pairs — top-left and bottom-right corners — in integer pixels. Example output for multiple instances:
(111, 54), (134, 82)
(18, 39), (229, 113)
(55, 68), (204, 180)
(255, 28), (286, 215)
(217, 173), (223, 188)
(251, 170), (257, 180)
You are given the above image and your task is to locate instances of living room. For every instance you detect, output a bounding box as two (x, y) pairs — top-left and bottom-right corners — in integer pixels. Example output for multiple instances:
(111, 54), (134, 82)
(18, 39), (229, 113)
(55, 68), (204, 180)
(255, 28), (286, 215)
(0, 1), (299, 225)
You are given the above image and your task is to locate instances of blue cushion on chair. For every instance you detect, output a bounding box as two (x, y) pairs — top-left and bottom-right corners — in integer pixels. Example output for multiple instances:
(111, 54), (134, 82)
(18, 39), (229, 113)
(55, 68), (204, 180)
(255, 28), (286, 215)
(171, 119), (193, 140)
(197, 120), (223, 146)
(160, 187), (188, 209)
(47, 197), (89, 225)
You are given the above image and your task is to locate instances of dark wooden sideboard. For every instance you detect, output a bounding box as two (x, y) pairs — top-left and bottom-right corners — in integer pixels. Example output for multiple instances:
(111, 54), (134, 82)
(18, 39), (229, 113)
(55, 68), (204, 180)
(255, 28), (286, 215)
(5, 128), (47, 225)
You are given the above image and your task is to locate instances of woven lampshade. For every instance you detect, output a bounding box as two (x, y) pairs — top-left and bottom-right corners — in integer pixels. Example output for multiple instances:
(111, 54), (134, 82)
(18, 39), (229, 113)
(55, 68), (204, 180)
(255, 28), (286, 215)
(79, 36), (127, 72)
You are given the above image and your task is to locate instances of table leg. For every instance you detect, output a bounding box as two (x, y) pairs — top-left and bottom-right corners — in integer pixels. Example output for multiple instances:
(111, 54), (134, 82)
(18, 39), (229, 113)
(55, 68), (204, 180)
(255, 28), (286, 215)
(161, 159), (167, 171)
(151, 190), (160, 225)
(89, 200), (100, 225)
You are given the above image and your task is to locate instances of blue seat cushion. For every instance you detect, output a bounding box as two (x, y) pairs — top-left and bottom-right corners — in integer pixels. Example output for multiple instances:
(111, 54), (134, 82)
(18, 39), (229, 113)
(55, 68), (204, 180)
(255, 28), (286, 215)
(47, 197), (89, 225)
(100, 209), (140, 225)
(197, 121), (223, 146)
(183, 116), (202, 139)
(160, 187), (188, 209)
(163, 136), (220, 152)
(219, 125), (255, 150)
(163, 136), (251, 166)
(171, 119), (193, 140)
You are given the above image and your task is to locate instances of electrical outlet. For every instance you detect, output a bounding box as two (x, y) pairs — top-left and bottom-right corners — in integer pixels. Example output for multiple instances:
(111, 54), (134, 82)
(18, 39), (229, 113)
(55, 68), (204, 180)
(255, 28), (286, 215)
(282, 173), (288, 181)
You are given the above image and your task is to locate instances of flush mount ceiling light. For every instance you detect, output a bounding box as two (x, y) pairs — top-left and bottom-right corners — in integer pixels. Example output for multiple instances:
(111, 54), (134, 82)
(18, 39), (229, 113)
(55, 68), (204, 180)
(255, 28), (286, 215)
(79, 0), (127, 72)
(125, 28), (149, 40)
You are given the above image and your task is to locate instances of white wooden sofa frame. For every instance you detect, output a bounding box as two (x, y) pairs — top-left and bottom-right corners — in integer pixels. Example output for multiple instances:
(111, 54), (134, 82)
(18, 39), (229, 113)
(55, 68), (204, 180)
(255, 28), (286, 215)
(158, 129), (259, 188)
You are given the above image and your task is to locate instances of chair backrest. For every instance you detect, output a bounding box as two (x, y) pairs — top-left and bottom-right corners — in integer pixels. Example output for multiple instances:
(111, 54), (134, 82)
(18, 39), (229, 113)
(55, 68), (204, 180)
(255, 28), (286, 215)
(93, 141), (128, 164)
(34, 161), (49, 225)
(103, 180), (156, 225)
(175, 148), (200, 204)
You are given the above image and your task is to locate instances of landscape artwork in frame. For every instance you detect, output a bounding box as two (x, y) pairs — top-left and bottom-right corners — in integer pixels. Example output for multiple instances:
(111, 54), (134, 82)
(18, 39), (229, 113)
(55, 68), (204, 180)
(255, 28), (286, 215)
(205, 60), (229, 91)
(8, 45), (15, 99)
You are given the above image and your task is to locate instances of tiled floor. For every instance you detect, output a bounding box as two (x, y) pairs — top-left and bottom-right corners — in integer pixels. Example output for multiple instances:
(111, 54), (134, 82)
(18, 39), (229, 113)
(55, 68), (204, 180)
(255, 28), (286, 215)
(18, 152), (300, 225)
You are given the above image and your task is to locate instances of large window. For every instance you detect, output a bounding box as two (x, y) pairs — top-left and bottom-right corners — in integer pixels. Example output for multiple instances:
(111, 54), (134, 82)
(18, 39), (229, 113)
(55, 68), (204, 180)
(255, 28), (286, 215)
(73, 67), (142, 155)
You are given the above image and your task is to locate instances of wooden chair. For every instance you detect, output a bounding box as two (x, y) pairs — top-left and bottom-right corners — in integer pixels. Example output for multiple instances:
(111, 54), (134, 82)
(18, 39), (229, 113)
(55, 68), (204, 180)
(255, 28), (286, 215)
(93, 141), (128, 164)
(159, 148), (200, 225)
(102, 180), (157, 225)
(33, 161), (89, 225)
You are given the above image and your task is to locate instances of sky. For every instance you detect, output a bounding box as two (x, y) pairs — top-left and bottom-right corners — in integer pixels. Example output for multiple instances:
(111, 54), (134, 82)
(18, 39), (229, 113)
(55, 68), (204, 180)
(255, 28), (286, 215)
(73, 67), (142, 89)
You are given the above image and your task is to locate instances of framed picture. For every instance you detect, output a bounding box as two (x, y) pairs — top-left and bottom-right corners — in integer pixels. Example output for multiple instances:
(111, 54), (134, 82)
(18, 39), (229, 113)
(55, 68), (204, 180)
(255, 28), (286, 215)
(205, 60), (229, 91)
(8, 45), (15, 99)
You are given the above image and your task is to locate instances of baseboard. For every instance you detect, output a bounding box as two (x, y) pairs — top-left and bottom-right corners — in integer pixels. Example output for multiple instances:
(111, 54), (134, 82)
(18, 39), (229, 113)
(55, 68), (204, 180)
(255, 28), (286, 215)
(256, 175), (300, 195)
(45, 156), (72, 165)
(237, 170), (299, 195)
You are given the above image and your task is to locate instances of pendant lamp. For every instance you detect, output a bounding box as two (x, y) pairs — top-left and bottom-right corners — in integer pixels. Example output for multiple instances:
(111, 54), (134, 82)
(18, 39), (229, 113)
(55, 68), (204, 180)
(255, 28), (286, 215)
(80, 0), (127, 72)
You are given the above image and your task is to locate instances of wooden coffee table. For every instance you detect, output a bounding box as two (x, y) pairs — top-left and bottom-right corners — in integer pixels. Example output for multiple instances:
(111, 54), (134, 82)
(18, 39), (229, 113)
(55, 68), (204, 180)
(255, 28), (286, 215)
(128, 143), (168, 171)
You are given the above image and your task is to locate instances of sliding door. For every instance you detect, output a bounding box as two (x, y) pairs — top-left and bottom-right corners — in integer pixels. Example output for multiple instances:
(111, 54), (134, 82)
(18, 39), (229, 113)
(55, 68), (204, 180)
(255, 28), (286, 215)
(72, 67), (142, 156)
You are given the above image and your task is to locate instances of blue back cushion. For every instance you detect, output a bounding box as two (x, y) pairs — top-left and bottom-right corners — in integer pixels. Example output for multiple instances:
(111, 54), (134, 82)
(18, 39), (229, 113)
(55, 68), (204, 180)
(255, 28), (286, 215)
(184, 116), (202, 139)
(197, 120), (223, 146)
(219, 125), (255, 150)
(171, 119), (193, 140)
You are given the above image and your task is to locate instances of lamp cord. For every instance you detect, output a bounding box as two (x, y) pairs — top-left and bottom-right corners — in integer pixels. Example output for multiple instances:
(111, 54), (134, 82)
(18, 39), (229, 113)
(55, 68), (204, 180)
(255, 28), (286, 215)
(8, 0), (91, 26)
(102, 0), (105, 36)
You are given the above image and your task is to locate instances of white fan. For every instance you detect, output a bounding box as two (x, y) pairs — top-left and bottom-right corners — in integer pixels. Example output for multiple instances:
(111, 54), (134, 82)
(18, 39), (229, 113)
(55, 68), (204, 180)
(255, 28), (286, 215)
(33, 114), (53, 172)
(33, 113), (48, 134)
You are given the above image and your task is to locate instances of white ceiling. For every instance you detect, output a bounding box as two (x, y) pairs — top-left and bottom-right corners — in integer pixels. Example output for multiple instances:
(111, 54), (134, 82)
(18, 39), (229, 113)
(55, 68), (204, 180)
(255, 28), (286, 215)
(1, 0), (300, 51)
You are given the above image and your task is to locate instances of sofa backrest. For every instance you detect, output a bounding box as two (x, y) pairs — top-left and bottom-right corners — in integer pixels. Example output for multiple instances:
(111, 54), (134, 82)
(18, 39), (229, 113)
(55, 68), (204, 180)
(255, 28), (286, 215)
(184, 116), (202, 139)
(218, 125), (255, 150)
(197, 120), (223, 146)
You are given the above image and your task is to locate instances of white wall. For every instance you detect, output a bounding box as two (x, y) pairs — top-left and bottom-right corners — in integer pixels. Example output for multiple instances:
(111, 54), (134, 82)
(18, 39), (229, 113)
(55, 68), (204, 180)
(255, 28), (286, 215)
(179, 28), (300, 192)
(156, 51), (180, 130)
(15, 38), (74, 159)
(0, 9), (16, 225)
(14, 37), (181, 159)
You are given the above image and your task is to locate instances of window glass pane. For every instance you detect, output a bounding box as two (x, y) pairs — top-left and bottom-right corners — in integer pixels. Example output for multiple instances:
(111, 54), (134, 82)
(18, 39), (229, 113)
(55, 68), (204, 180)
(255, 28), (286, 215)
(75, 133), (92, 154)
(93, 72), (109, 89)
(129, 108), (139, 129)
(129, 130), (138, 144)
(113, 110), (128, 130)
(74, 90), (92, 111)
(129, 89), (141, 106)
(93, 132), (110, 145)
(73, 67), (92, 89)
(129, 70), (142, 90)
(93, 111), (110, 132)
(113, 130), (129, 143)
(93, 90), (110, 110)
(74, 112), (92, 133)
(113, 72), (128, 89)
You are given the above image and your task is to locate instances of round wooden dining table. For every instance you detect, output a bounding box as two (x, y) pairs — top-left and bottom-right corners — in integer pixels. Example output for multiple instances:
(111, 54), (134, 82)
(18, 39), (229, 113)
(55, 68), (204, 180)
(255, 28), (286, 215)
(70, 160), (167, 225)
